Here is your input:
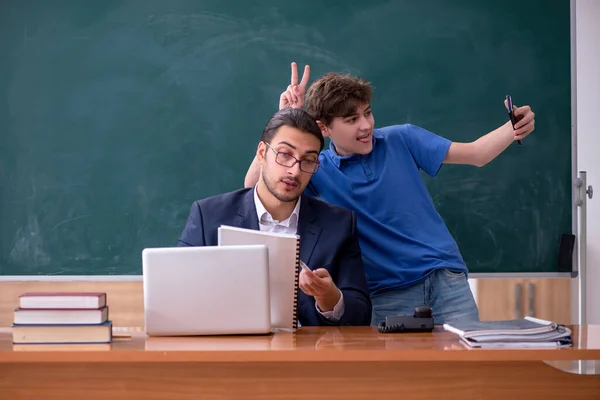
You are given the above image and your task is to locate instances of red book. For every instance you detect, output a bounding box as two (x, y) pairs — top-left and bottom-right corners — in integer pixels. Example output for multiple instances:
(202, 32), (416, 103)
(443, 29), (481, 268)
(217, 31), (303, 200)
(19, 292), (107, 310)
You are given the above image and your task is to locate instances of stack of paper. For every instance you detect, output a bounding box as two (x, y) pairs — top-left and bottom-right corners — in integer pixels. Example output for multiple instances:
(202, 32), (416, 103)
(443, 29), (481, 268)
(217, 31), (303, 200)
(443, 316), (572, 348)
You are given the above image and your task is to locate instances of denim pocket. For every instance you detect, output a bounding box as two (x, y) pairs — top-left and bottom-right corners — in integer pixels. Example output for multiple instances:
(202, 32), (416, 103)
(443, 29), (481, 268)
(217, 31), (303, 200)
(442, 268), (466, 279)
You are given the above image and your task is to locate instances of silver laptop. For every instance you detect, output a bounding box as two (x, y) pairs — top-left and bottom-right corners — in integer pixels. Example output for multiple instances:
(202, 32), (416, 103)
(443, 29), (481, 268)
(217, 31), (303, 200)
(142, 245), (271, 336)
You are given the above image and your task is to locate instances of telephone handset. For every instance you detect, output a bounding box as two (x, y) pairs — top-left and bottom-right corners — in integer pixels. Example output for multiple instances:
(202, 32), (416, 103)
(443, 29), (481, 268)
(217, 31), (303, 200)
(377, 306), (435, 333)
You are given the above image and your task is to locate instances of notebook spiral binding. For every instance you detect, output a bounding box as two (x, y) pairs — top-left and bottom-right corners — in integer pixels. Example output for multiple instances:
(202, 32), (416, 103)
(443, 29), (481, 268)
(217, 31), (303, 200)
(292, 236), (301, 329)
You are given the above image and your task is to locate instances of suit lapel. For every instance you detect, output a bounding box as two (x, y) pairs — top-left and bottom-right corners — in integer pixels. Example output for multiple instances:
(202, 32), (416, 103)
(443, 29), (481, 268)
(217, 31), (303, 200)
(297, 197), (322, 266)
(233, 189), (260, 230)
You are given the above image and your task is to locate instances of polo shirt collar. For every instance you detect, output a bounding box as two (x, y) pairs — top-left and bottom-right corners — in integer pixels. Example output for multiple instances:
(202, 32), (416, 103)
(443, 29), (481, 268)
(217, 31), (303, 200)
(327, 136), (377, 168)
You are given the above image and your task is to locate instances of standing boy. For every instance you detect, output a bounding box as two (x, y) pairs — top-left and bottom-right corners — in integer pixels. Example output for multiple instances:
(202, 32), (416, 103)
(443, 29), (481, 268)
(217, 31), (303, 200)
(245, 63), (535, 325)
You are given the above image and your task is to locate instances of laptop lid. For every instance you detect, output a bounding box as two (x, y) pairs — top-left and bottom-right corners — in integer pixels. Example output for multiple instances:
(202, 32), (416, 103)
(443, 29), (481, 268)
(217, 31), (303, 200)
(142, 245), (271, 336)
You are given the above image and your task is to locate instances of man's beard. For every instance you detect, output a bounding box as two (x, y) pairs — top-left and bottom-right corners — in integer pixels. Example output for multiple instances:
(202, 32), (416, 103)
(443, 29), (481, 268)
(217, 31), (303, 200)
(262, 169), (301, 203)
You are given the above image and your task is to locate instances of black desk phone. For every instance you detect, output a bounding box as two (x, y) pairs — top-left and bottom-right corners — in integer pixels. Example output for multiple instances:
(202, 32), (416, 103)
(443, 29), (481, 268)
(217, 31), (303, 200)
(377, 306), (435, 333)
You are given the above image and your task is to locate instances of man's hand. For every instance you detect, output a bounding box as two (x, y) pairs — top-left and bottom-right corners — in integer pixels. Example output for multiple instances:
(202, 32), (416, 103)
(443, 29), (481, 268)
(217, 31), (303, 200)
(504, 100), (536, 142)
(299, 267), (340, 312)
(279, 62), (310, 110)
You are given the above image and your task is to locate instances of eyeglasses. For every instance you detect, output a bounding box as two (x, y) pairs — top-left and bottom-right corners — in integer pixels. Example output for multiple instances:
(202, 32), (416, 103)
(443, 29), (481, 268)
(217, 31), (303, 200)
(264, 142), (320, 174)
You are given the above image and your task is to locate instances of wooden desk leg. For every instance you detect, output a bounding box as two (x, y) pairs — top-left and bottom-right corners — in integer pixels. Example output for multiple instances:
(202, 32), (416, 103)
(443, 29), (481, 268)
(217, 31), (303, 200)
(1, 361), (599, 399)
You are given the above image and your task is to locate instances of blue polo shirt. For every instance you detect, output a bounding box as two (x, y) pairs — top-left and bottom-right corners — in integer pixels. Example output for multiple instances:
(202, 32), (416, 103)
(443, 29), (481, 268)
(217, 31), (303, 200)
(305, 124), (467, 295)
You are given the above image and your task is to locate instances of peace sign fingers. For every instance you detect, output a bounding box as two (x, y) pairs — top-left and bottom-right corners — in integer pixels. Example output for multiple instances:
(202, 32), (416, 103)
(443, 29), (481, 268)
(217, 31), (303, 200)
(291, 62), (299, 86)
(279, 62), (310, 110)
(298, 64), (310, 91)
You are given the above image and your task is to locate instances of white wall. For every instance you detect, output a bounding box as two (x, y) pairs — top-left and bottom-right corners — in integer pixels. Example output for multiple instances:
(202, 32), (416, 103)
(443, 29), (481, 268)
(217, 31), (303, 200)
(468, 280), (477, 305)
(574, 0), (600, 324)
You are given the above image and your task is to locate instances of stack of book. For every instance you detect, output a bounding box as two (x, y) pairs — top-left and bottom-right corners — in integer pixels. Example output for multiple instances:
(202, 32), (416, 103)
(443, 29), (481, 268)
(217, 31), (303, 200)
(443, 316), (572, 349)
(12, 292), (113, 345)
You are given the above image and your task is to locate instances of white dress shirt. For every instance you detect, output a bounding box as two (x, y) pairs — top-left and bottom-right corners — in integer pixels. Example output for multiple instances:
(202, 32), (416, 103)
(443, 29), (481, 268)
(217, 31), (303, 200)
(253, 187), (344, 322)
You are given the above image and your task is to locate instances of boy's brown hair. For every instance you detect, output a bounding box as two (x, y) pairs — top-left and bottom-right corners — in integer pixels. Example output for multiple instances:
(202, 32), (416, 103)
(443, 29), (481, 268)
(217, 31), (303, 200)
(305, 72), (373, 126)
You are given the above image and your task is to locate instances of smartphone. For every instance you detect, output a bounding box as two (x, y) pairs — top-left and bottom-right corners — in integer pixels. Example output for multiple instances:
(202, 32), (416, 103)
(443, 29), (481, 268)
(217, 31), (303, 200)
(299, 260), (312, 272)
(506, 94), (523, 145)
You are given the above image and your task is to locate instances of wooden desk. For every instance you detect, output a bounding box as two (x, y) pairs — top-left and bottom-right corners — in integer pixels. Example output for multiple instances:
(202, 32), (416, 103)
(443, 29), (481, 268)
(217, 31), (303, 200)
(1, 326), (599, 399)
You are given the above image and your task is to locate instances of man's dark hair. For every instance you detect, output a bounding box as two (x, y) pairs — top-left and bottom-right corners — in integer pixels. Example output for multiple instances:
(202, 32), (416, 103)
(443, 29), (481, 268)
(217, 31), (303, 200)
(260, 108), (324, 151)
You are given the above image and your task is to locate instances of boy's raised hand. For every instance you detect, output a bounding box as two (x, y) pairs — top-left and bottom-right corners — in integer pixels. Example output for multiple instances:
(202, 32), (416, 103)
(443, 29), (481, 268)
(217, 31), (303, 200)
(503, 99), (536, 142)
(279, 62), (310, 110)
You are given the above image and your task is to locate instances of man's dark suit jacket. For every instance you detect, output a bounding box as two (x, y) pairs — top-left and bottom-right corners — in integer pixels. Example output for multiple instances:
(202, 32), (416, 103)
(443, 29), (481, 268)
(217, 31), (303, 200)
(177, 188), (372, 326)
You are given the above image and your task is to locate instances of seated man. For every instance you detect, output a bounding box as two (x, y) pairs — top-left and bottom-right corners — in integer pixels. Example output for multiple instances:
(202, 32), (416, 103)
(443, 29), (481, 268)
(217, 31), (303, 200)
(177, 108), (372, 326)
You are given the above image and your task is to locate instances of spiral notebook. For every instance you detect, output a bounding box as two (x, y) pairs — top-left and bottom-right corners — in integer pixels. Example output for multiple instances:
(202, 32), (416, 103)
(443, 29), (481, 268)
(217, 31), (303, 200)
(444, 316), (573, 348)
(217, 225), (300, 332)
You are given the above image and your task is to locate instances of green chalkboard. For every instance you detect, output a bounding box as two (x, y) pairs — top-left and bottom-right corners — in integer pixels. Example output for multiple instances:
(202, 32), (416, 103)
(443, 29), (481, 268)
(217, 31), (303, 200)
(0, 0), (572, 275)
